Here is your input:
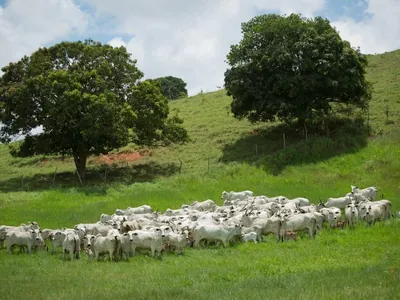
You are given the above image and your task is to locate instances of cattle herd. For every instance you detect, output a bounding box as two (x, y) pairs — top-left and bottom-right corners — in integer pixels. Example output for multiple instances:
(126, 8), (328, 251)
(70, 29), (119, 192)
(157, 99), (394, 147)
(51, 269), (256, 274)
(0, 185), (397, 262)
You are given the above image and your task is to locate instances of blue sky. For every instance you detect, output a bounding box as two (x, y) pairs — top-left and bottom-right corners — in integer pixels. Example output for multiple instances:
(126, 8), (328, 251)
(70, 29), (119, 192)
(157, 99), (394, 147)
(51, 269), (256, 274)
(0, 0), (399, 97)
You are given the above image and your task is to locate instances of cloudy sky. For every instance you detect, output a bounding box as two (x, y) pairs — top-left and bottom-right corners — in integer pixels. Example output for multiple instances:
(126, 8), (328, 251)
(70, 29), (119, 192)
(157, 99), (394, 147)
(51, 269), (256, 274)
(1, 0), (400, 96)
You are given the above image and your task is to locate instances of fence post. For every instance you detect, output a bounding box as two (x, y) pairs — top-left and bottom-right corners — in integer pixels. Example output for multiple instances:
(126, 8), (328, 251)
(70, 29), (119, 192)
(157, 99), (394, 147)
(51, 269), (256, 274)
(385, 105), (389, 123)
(255, 144), (258, 156)
(21, 175), (24, 189)
(178, 158), (182, 174)
(52, 167), (58, 186)
(283, 132), (286, 149)
(304, 124), (308, 140)
(75, 170), (83, 186)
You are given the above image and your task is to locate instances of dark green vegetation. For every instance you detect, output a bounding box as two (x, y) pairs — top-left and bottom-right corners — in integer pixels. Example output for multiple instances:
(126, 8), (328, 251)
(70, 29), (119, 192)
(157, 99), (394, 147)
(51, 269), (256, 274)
(0, 19), (400, 300)
(0, 39), (188, 179)
(224, 14), (371, 126)
(145, 76), (188, 100)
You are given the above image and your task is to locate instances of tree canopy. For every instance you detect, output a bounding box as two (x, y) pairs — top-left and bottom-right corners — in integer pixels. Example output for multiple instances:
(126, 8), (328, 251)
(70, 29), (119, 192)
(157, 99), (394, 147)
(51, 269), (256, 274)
(224, 13), (372, 126)
(146, 76), (188, 100)
(0, 39), (188, 178)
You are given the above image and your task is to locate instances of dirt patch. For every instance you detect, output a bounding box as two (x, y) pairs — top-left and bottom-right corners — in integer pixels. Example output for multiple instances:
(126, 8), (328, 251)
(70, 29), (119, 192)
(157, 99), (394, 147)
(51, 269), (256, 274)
(97, 151), (149, 165)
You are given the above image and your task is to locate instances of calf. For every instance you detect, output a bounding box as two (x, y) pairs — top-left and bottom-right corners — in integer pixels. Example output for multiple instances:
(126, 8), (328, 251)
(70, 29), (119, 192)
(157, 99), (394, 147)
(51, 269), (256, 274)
(336, 221), (345, 229)
(284, 230), (297, 241)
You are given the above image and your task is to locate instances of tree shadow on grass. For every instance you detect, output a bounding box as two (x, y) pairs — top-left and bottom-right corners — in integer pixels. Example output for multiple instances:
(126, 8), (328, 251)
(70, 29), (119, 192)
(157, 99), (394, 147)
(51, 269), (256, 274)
(0, 160), (179, 193)
(220, 116), (371, 175)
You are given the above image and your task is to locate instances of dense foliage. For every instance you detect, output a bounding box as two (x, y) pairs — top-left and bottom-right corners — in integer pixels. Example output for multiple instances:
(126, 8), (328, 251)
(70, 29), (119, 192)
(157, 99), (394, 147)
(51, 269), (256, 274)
(0, 39), (188, 178)
(224, 13), (372, 126)
(146, 76), (188, 100)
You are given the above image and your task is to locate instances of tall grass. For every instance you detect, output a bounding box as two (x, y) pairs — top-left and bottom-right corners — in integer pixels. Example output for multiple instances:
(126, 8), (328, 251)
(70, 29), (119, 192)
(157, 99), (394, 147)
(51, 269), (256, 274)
(0, 51), (400, 299)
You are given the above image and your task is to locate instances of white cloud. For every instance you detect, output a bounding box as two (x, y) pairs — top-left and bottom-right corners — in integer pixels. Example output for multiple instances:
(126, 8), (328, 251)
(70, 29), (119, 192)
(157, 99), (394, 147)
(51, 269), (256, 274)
(332, 0), (400, 54)
(0, 0), (89, 70)
(81, 0), (325, 95)
(0, 0), (399, 99)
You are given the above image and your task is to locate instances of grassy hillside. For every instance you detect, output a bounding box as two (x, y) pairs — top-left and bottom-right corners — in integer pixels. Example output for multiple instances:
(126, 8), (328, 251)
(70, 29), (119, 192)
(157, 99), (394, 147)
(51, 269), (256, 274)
(1, 50), (400, 191)
(0, 50), (399, 299)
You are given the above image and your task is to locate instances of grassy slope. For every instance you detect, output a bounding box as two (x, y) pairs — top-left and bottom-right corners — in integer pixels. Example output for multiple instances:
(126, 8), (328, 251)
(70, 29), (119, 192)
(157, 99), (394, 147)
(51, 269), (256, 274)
(0, 50), (400, 299)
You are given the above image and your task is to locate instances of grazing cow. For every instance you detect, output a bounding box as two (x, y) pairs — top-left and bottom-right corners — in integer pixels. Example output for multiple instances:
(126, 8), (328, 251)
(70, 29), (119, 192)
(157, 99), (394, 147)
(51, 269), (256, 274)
(279, 213), (317, 241)
(192, 223), (241, 247)
(62, 232), (81, 260)
(221, 190), (254, 202)
(241, 232), (258, 244)
(345, 203), (359, 229)
(5, 229), (41, 254)
(284, 230), (297, 241)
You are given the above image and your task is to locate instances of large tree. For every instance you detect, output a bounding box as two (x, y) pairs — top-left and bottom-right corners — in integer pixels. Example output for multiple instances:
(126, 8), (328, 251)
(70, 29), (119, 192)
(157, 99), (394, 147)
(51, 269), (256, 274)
(0, 39), (188, 179)
(146, 76), (188, 100)
(224, 13), (372, 126)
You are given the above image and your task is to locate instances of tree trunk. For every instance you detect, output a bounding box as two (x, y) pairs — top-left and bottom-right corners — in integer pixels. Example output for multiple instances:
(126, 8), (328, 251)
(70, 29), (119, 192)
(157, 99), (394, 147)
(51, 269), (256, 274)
(73, 152), (87, 180)
(298, 117), (306, 137)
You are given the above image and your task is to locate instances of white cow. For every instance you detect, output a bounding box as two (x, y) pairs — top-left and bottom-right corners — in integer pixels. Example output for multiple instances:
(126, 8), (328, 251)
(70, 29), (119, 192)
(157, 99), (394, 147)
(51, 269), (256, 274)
(100, 213), (127, 223)
(192, 223), (241, 247)
(62, 232), (81, 260)
(241, 232), (258, 244)
(351, 185), (377, 201)
(84, 233), (120, 261)
(360, 204), (385, 225)
(115, 205), (153, 216)
(118, 231), (134, 260)
(0, 222), (40, 249)
(130, 228), (165, 259)
(5, 229), (41, 254)
(221, 190), (254, 202)
(279, 213), (317, 240)
(323, 196), (353, 209)
(358, 199), (392, 220)
(319, 207), (341, 228)
(164, 230), (189, 254)
(187, 200), (217, 212)
(240, 214), (282, 243)
(345, 203), (359, 229)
